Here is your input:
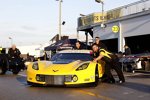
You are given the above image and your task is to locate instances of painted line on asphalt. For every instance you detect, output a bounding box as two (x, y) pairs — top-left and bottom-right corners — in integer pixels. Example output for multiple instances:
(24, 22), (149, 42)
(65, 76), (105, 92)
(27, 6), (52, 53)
(138, 94), (149, 98)
(124, 73), (142, 77)
(75, 90), (113, 100)
(123, 91), (134, 95)
(18, 74), (27, 77)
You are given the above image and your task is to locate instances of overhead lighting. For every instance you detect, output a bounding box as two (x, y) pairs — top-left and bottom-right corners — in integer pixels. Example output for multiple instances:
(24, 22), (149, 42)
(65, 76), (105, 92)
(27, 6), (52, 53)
(80, 14), (86, 17)
(95, 0), (104, 3)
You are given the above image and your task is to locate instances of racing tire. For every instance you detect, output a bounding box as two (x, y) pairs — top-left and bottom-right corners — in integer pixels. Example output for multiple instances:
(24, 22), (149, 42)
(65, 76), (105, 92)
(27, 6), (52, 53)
(0, 66), (7, 75)
(126, 65), (133, 72)
(27, 81), (43, 87)
(124, 66), (128, 72)
(144, 61), (150, 71)
(27, 81), (36, 87)
(12, 67), (20, 75)
(0, 67), (3, 74)
(93, 67), (99, 87)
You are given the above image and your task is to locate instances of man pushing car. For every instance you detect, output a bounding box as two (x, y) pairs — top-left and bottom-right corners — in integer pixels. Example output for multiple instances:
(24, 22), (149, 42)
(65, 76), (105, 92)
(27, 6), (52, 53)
(92, 43), (125, 84)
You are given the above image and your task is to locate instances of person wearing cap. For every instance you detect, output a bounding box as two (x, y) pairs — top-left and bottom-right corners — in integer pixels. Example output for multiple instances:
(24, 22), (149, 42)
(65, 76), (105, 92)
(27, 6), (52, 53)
(92, 43), (125, 84)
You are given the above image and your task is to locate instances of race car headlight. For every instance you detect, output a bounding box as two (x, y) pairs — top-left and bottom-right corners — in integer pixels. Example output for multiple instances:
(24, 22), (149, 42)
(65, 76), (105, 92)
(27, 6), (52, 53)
(32, 63), (39, 70)
(76, 63), (89, 71)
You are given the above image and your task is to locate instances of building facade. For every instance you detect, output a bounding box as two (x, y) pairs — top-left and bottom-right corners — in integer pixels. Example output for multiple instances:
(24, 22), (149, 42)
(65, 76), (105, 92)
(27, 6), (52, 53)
(77, 0), (150, 53)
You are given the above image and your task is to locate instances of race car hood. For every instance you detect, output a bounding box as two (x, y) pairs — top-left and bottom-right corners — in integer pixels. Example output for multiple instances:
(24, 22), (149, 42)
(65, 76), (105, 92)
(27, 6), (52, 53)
(37, 60), (85, 74)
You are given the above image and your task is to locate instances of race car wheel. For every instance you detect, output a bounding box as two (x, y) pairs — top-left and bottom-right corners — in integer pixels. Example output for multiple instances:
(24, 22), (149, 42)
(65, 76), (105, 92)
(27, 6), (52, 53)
(12, 68), (20, 75)
(0, 67), (3, 74)
(27, 81), (36, 86)
(13, 70), (19, 74)
(93, 67), (99, 87)
(0, 66), (6, 75)
(27, 81), (43, 87)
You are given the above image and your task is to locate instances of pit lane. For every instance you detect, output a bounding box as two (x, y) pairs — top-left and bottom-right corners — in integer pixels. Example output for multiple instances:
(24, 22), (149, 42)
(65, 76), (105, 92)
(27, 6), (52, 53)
(0, 71), (149, 100)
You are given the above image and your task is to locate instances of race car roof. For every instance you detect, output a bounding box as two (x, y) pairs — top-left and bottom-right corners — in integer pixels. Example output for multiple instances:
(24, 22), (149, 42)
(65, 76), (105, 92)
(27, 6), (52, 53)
(58, 50), (92, 54)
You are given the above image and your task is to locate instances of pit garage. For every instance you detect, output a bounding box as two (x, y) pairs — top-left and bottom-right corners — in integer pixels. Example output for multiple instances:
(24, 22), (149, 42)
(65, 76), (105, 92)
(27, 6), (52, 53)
(77, 0), (150, 53)
(101, 39), (118, 53)
(77, 0), (150, 71)
(125, 34), (150, 54)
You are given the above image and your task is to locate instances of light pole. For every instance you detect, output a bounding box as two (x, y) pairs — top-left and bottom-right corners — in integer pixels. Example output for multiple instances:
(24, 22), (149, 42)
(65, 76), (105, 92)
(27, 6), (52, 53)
(56, 0), (63, 40)
(95, 0), (105, 28)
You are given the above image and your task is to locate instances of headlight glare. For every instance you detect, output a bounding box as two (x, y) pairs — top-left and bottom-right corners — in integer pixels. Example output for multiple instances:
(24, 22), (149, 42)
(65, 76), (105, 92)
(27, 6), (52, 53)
(32, 63), (39, 70)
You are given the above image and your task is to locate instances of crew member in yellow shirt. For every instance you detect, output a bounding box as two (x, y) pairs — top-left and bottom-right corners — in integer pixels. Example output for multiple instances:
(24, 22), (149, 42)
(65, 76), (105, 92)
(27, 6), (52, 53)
(92, 43), (125, 84)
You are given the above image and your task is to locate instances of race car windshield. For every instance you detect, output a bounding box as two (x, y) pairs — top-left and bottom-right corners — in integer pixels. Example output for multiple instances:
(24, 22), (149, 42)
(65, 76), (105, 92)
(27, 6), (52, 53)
(51, 53), (93, 63)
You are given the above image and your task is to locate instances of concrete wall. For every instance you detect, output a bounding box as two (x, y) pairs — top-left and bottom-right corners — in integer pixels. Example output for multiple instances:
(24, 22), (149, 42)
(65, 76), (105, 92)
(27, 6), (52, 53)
(93, 22), (119, 40)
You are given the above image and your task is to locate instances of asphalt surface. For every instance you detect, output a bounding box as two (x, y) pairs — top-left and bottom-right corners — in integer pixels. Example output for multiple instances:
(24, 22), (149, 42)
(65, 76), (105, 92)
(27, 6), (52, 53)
(0, 71), (150, 100)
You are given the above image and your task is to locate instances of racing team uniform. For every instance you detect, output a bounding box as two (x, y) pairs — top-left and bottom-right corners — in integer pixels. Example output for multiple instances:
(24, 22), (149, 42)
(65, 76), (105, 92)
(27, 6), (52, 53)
(95, 41), (107, 50)
(8, 48), (21, 59)
(8, 48), (25, 70)
(93, 48), (125, 83)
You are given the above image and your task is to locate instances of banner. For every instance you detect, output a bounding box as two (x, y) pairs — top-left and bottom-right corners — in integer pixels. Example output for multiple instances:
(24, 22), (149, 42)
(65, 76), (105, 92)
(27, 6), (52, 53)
(78, 13), (107, 27)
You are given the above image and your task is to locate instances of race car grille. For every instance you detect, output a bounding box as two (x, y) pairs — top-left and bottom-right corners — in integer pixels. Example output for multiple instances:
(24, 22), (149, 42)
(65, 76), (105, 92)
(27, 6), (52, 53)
(36, 75), (65, 85)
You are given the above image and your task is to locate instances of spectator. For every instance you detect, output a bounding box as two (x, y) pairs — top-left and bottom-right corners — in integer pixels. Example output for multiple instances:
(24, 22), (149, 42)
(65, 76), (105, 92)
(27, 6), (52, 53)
(124, 45), (131, 56)
(74, 41), (83, 50)
(8, 44), (21, 58)
(8, 44), (25, 70)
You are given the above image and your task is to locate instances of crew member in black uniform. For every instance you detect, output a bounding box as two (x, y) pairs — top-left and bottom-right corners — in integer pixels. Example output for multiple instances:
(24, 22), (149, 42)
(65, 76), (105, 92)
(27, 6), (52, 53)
(95, 37), (107, 50)
(92, 43), (125, 83)
(8, 44), (21, 59)
(95, 37), (108, 81)
(124, 45), (131, 56)
(8, 44), (25, 70)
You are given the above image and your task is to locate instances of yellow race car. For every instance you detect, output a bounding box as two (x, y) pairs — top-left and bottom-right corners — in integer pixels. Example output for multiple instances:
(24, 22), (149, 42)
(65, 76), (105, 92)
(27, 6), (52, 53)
(27, 50), (105, 86)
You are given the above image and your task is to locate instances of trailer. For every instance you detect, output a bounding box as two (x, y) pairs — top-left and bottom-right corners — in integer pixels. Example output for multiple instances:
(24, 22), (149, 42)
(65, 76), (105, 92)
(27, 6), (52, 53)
(119, 53), (150, 73)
